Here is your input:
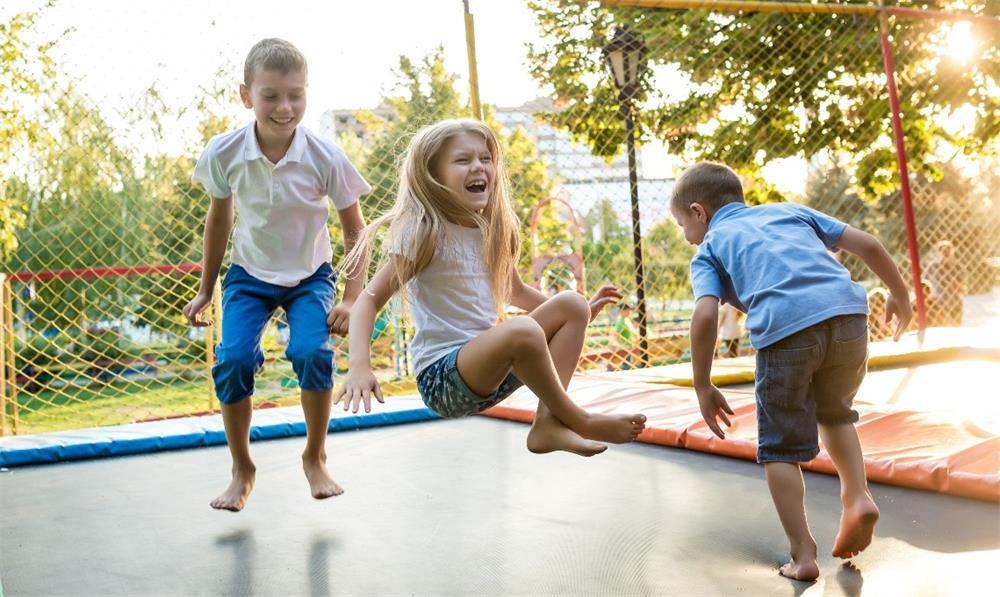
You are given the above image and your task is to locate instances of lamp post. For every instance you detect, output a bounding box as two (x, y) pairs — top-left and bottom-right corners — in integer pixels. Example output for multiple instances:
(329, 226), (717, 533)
(604, 27), (649, 367)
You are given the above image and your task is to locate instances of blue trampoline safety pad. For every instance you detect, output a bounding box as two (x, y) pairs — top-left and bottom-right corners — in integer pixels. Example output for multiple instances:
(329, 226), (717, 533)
(0, 396), (436, 467)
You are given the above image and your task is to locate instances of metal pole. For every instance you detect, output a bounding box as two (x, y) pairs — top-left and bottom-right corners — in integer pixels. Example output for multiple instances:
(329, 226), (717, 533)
(878, 5), (927, 330)
(207, 284), (221, 410)
(0, 274), (7, 436)
(463, 0), (483, 120)
(623, 102), (650, 366)
(4, 282), (17, 434)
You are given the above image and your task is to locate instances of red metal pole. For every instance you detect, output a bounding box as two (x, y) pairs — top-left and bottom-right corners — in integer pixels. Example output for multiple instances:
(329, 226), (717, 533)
(878, 13), (927, 330)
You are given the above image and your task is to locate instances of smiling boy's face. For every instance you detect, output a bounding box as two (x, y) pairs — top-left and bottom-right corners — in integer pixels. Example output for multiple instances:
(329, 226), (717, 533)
(670, 200), (710, 246)
(240, 66), (307, 143)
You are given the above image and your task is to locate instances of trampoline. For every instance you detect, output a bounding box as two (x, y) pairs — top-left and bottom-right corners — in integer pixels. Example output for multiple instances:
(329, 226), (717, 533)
(1, 357), (998, 595)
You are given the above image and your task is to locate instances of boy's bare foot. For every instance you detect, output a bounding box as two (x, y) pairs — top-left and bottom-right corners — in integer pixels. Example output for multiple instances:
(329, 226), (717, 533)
(779, 541), (820, 582)
(210, 464), (256, 512)
(303, 455), (344, 499)
(832, 494), (880, 558)
(578, 413), (647, 444)
(527, 415), (607, 457)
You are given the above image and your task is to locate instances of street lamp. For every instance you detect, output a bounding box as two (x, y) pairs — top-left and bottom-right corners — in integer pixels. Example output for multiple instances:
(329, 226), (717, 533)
(603, 27), (650, 367)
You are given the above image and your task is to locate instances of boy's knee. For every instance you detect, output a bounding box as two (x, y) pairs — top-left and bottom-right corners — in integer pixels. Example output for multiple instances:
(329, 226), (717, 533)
(215, 349), (261, 376)
(286, 343), (332, 369)
(212, 348), (262, 404)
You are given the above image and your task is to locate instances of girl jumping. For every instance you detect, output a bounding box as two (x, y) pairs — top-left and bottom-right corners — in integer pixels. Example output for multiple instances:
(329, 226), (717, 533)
(334, 119), (646, 456)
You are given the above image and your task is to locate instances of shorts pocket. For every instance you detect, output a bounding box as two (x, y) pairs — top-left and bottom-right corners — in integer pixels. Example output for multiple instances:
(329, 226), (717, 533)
(761, 344), (819, 405)
(832, 315), (868, 345)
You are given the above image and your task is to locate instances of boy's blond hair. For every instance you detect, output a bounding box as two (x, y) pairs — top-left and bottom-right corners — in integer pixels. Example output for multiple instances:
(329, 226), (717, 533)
(342, 119), (521, 312)
(244, 38), (307, 86)
(671, 161), (744, 211)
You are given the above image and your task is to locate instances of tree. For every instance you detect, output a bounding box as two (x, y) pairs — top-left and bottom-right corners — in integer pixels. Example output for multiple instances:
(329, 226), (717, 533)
(351, 48), (563, 281)
(526, 0), (1000, 199)
(0, 2), (64, 261)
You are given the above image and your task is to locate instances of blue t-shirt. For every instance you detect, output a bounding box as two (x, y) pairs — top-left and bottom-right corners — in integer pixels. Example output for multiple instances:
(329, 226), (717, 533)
(690, 202), (868, 349)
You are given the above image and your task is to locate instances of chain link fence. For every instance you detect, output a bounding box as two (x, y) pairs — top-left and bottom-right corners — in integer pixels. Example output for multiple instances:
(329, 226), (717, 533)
(2, 0), (997, 435)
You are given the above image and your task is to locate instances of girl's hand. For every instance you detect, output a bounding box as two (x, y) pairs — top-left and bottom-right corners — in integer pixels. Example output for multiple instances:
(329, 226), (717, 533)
(333, 368), (384, 413)
(588, 285), (623, 321)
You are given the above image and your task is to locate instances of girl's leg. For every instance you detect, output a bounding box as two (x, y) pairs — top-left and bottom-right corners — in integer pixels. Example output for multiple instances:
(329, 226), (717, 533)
(285, 270), (342, 499)
(524, 292), (605, 455)
(764, 462), (820, 581)
(819, 423), (879, 558)
(456, 296), (645, 448)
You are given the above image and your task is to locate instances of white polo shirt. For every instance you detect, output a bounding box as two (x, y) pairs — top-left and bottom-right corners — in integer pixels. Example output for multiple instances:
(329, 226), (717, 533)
(193, 122), (371, 287)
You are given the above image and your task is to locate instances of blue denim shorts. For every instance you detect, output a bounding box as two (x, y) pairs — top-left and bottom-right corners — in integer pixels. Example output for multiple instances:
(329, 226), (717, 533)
(213, 263), (337, 404)
(416, 345), (524, 418)
(755, 314), (868, 463)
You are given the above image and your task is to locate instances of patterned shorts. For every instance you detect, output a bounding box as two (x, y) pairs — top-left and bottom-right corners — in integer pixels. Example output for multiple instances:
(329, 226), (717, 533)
(416, 345), (524, 418)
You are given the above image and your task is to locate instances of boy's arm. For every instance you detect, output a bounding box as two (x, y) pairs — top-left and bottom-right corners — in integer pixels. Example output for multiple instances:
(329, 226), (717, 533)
(333, 258), (408, 413)
(182, 196), (233, 326)
(691, 296), (734, 439)
(836, 226), (913, 340)
(328, 203), (367, 335)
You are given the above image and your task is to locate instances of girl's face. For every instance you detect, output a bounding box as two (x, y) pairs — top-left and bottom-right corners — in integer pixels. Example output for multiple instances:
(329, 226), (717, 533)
(436, 131), (495, 219)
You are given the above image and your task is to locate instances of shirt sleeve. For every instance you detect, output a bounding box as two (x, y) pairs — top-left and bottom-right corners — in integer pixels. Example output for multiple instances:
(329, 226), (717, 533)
(690, 248), (723, 301)
(191, 140), (231, 199)
(795, 205), (847, 250)
(326, 151), (372, 210)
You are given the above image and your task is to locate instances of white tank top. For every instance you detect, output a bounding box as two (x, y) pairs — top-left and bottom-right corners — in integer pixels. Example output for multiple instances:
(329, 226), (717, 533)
(399, 222), (498, 375)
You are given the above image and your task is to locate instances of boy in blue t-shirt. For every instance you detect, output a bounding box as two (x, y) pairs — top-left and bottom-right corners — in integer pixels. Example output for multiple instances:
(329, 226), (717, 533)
(671, 162), (912, 581)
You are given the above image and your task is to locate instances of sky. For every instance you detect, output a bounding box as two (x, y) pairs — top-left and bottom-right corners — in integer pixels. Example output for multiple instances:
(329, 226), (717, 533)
(5, 0), (682, 180)
(5, 0), (983, 194)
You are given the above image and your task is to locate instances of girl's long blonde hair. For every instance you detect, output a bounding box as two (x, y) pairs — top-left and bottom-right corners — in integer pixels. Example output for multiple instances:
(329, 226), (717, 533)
(341, 119), (521, 311)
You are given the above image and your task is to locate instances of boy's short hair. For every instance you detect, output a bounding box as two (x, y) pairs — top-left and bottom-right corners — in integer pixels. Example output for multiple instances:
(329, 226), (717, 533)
(244, 38), (307, 86)
(671, 161), (744, 211)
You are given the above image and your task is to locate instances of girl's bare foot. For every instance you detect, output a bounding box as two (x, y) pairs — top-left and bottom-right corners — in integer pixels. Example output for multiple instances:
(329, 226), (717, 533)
(779, 541), (820, 582)
(832, 494), (880, 558)
(527, 415), (607, 457)
(302, 455), (344, 499)
(578, 413), (647, 444)
(210, 464), (256, 512)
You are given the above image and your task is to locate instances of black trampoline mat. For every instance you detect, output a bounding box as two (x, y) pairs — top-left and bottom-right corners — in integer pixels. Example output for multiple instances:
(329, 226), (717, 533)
(2, 417), (997, 596)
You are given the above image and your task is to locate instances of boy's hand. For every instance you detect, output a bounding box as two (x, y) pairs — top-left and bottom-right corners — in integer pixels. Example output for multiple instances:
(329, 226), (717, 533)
(182, 292), (213, 327)
(333, 368), (384, 414)
(887, 291), (913, 341)
(327, 301), (352, 336)
(695, 384), (734, 439)
(588, 285), (623, 321)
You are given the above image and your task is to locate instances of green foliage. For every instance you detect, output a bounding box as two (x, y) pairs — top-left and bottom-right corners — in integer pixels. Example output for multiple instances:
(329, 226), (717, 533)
(526, 0), (1000, 200)
(0, 1), (64, 260)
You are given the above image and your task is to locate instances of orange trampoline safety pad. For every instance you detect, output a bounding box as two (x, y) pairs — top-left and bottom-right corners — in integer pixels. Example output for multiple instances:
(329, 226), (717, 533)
(483, 361), (1000, 502)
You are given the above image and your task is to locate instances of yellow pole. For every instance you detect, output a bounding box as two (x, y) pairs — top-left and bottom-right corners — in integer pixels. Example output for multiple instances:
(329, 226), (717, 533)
(4, 281), (16, 434)
(463, 0), (483, 120)
(206, 284), (221, 411)
(0, 274), (7, 436)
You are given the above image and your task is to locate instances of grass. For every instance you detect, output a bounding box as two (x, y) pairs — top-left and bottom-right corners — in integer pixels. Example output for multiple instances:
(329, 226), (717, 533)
(5, 365), (419, 436)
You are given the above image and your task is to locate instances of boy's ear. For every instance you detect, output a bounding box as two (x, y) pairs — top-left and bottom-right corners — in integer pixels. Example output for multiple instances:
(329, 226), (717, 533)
(239, 84), (252, 108)
(691, 202), (709, 222)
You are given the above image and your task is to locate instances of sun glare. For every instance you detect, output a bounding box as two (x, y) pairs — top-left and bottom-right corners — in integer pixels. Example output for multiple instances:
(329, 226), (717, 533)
(943, 21), (977, 64)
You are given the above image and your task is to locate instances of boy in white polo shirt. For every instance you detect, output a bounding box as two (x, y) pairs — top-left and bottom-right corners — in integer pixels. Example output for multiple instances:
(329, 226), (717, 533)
(183, 38), (370, 512)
